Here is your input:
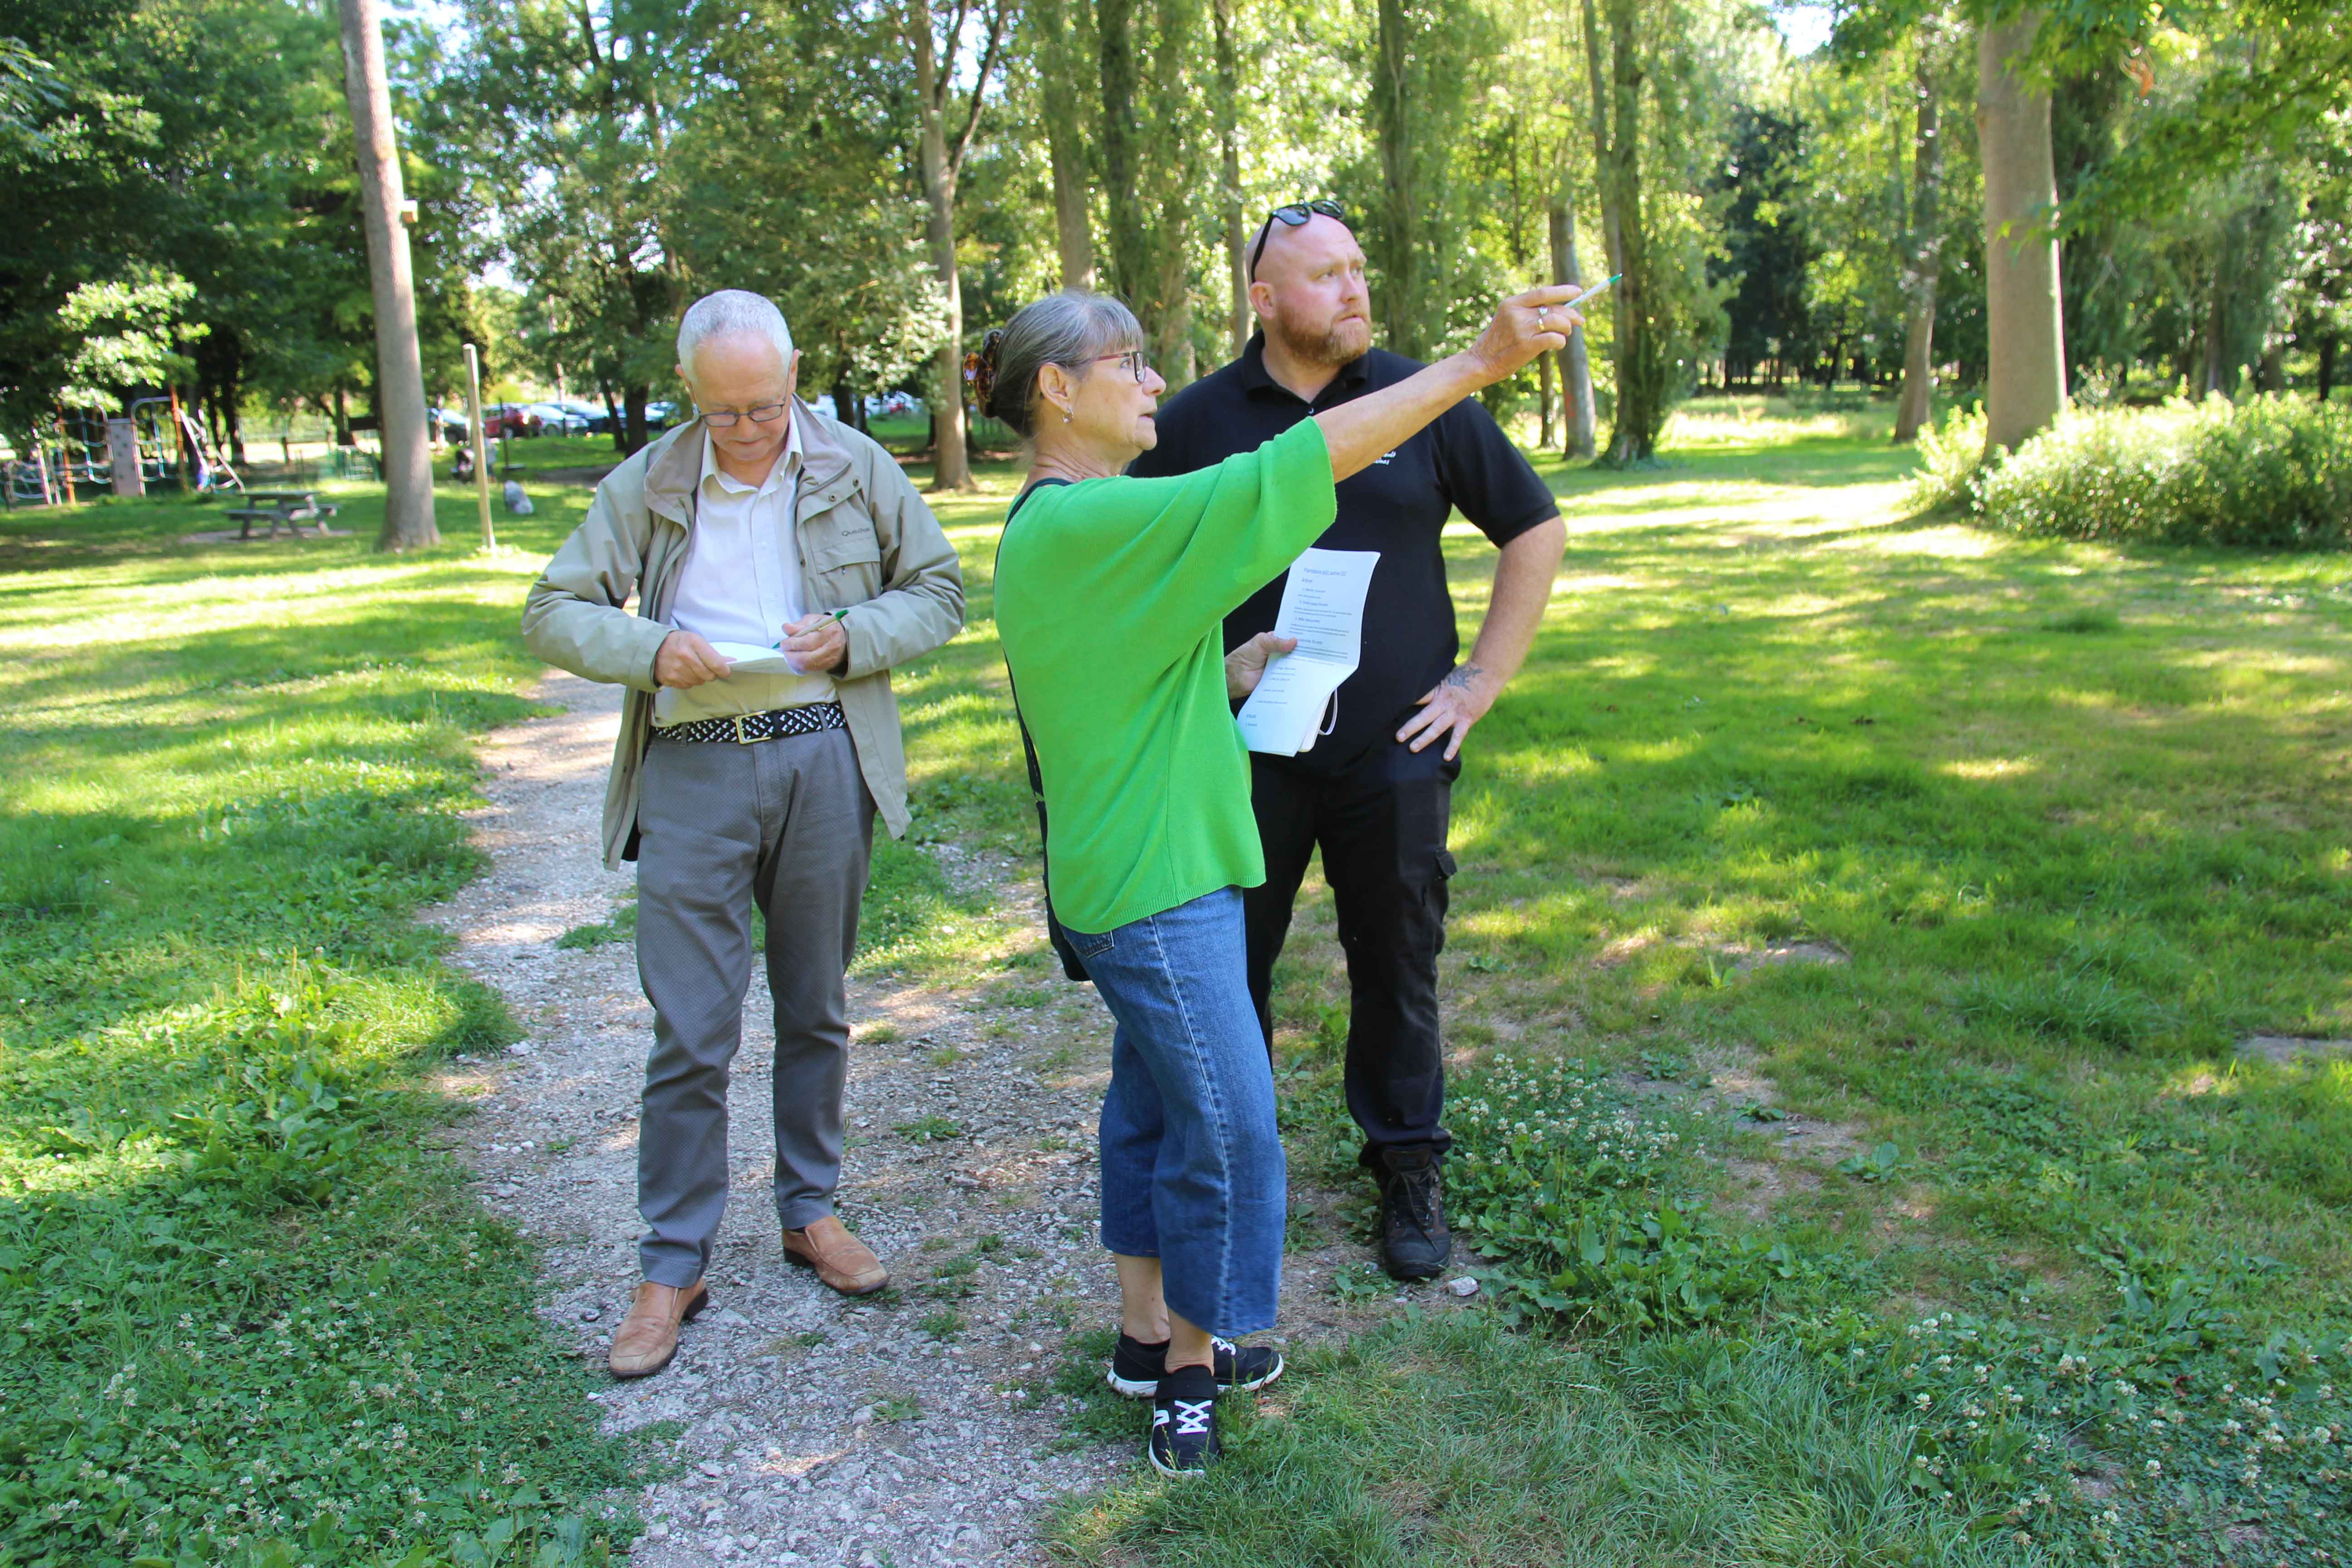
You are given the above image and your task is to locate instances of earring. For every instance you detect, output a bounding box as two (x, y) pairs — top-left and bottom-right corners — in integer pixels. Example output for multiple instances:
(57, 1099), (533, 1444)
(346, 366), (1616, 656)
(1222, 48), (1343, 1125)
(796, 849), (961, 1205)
(1061, 411), (1072, 423)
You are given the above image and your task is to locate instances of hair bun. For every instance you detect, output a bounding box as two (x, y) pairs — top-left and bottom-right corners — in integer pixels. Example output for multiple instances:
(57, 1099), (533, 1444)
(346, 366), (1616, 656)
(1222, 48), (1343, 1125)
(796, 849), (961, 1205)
(962, 329), (1005, 406)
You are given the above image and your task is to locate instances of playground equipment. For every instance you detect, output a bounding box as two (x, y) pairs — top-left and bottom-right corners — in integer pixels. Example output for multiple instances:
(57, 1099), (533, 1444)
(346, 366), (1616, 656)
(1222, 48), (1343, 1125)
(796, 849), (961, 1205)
(3, 399), (243, 507)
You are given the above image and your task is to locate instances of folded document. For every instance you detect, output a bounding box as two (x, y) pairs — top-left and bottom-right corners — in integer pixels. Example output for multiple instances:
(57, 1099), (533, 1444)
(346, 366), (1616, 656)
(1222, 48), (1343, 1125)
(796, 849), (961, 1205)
(1234, 548), (1379, 756)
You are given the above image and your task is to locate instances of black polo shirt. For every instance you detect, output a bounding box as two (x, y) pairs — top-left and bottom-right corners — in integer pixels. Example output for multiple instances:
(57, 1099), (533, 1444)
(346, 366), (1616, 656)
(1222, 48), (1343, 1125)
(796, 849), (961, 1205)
(1128, 333), (1559, 774)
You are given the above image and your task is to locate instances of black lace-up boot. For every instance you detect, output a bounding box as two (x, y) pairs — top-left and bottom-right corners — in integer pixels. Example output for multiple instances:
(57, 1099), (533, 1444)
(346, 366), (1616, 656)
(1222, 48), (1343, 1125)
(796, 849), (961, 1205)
(1373, 1145), (1451, 1280)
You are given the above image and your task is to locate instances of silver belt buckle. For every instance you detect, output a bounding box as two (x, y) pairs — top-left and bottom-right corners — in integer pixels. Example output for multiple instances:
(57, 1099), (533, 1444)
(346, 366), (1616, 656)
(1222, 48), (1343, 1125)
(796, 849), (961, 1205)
(732, 714), (768, 745)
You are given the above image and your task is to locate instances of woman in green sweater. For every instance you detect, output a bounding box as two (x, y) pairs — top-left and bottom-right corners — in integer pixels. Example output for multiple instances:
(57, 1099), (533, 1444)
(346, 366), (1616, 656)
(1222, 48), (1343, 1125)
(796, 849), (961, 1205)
(972, 283), (1577, 1474)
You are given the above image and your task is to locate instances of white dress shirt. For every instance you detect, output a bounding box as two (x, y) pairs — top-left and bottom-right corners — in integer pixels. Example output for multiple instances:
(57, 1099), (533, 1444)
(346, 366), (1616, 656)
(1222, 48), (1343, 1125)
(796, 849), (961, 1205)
(654, 424), (839, 726)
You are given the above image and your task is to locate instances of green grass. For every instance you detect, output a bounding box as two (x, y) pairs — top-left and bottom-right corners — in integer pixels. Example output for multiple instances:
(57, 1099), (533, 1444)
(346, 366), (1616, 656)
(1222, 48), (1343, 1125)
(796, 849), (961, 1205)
(0, 484), (664, 1564)
(1047, 396), (2352, 1563)
(1053, 1311), (2014, 1567)
(10, 398), (2350, 1565)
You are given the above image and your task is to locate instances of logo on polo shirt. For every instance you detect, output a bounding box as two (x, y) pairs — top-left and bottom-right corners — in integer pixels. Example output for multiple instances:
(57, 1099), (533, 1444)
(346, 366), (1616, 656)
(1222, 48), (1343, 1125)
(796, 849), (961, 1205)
(1373, 450), (1396, 466)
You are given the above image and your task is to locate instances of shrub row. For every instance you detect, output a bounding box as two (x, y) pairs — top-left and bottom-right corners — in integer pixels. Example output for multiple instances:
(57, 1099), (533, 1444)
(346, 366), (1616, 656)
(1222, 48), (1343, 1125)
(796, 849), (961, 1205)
(1913, 395), (2352, 549)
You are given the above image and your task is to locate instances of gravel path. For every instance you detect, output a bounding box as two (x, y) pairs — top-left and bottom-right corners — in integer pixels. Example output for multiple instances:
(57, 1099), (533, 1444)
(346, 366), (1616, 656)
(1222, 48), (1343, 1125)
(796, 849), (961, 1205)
(419, 671), (1471, 1567)
(421, 673), (1132, 1567)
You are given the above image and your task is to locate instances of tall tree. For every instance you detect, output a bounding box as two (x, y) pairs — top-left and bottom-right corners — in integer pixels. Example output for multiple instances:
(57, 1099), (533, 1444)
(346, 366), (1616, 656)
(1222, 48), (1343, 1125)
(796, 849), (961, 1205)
(1368, 0), (1492, 358)
(1025, 0), (1098, 290)
(440, 0), (691, 455)
(337, 0), (436, 551)
(675, 0), (946, 427)
(910, 0), (1006, 491)
(1213, 0), (1248, 357)
(1549, 182), (1598, 457)
(1589, 0), (1667, 460)
(1098, 0), (1203, 380)
(1977, 14), (2065, 453)
(1893, 21), (1947, 442)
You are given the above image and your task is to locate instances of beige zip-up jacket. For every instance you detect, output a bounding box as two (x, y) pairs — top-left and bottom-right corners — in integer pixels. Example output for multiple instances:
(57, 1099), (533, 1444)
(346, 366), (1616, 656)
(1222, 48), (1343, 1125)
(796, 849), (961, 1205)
(520, 400), (965, 869)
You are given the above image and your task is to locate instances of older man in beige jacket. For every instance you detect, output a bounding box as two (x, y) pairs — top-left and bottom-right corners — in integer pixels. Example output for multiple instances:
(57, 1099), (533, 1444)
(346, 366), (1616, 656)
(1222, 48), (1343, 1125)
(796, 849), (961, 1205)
(523, 290), (964, 1379)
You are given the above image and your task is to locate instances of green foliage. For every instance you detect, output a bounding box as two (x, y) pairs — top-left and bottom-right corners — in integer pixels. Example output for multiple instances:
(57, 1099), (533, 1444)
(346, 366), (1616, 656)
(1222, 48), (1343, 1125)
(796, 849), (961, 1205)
(1801, 1245), (2352, 1563)
(1907, 401), (1990, 510)
(893, 1114), (966, 1144)
(1447, 1055), (1784, 1331)
(554, 899), (636, 951)
(55, 267), (202, 413)
(1978, 396), (2352, 549)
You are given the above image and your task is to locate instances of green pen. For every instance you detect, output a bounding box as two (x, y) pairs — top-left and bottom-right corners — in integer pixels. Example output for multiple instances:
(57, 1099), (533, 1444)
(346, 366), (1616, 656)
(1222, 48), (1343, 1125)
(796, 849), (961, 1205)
(776, 609), (848, 645)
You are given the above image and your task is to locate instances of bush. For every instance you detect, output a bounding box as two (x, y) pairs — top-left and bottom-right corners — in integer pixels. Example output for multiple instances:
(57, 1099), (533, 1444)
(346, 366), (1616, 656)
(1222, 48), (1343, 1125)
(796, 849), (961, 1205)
(1978, 395), (2352, 549)
(1907, 404), (1991, 513)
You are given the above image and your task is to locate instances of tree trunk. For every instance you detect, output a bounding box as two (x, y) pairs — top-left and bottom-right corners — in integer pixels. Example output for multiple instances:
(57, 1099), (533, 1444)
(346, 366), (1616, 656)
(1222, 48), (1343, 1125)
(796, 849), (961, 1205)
(2320, 331), (2338, 402)
(1597, 0), (1661, 461)
(1892, 46), (1942, 443)
(914, 3), (974, 491)
(600, 384), (624, 452)
(1030, 0), (1096, 290)
(1538, 349), (1555, 448)
(333, 388), (353, 447)
(336, 0), (438, 551)
(1371, 0), (1421, 357)
(1548, 194), (1597, 459)
(2257, 342), (2284, 393)
(1578, 0), (1623, 282)
(1977, 15), (2067, 455)
(623, 385), (648, 455)
(1098, 0), (1144, 307)
(1213, 0), (1248, 360)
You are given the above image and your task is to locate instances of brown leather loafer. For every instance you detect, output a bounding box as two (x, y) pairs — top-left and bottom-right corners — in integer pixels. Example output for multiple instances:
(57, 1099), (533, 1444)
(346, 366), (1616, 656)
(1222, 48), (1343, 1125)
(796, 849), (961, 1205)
(607, 1279), (709, 1379)
(783, 1215), (889, 1295)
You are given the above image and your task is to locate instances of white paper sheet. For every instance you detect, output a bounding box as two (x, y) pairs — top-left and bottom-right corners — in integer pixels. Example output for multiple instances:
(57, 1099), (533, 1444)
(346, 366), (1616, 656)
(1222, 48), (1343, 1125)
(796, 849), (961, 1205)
(1234, 549), (1379, 755)
(705, 639), (804, 675)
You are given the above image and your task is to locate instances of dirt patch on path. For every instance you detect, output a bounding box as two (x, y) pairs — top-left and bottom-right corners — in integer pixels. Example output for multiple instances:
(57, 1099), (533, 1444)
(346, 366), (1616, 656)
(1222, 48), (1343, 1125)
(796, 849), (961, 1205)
(421, 673), (1132, 1567)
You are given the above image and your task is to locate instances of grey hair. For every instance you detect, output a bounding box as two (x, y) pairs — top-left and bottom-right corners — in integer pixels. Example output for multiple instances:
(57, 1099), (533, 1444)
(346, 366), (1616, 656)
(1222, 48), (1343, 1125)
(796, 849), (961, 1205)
(978, 291), (1142, 437)
(676, 289), (795, 375)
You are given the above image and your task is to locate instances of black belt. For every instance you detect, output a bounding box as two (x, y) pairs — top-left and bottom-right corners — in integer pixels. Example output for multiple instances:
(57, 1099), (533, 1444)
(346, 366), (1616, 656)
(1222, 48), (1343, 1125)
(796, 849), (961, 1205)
(651, 702), (846, 745)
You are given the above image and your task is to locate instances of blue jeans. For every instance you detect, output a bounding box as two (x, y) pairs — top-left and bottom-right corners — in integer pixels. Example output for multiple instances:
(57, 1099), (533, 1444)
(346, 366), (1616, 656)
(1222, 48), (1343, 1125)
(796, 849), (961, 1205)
(1065, 887), (1287, 1338)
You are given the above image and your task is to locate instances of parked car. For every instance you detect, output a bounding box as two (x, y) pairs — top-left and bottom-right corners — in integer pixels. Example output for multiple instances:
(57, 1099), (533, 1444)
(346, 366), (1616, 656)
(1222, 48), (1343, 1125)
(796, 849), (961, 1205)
(643, 399), (678, 430)
(525, 402), (592, 436)
(427, 406), (471, 441)
(480, 403), (543, 438)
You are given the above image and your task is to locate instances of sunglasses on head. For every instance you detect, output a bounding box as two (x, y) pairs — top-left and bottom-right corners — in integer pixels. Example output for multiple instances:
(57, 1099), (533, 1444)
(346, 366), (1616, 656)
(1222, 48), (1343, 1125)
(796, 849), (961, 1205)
(1248, 199), (1349, 281)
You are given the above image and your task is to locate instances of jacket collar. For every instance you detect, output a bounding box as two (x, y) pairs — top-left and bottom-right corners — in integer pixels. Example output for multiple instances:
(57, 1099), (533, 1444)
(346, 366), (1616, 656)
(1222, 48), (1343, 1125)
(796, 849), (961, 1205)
(642, 395), (856, 524)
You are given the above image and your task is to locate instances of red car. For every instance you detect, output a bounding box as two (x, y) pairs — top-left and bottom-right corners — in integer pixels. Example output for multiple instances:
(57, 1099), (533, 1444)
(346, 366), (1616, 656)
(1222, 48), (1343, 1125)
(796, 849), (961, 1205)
(480, 403), (544, 438)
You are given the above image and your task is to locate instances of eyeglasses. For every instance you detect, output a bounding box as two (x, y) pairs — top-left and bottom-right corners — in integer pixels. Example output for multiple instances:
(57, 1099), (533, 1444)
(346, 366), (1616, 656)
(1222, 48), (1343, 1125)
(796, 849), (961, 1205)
(1090, 350), (1152, 383)
(1248, 199), (1349, 281)
(701, 401), (789, 428)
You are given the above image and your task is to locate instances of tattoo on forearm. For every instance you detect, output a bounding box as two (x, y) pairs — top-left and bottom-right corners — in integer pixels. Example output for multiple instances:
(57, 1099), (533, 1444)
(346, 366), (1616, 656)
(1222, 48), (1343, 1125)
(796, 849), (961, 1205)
(1444, 664), (1486, 694)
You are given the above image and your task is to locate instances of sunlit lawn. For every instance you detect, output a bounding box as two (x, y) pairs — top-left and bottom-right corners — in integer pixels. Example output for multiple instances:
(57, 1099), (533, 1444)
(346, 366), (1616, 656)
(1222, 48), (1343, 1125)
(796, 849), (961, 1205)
(6, 394), (2348, 1565)
(1045, 398), (2352, 1564)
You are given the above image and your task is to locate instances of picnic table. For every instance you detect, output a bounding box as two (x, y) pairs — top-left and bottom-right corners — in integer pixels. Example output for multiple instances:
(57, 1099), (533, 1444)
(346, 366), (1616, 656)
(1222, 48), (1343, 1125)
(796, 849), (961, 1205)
(223, 490), (340, 540)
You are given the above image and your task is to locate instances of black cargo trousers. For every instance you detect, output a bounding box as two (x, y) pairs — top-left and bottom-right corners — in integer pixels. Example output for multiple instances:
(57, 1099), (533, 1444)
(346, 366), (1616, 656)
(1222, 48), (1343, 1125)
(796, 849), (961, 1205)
(1243, 737), (1458, 1166)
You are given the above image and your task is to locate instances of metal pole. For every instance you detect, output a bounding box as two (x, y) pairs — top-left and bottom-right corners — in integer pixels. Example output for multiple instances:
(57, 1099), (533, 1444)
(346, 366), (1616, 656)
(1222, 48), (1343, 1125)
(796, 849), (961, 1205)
(465, 343), (494, 549)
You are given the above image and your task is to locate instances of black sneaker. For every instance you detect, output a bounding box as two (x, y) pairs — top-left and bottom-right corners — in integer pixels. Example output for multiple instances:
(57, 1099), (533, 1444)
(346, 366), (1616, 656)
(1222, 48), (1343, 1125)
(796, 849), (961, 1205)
(1373, 1147), (1452, 1280)
(1107, 1333), (1285, 1398)
(1147, 1363), (1220, 1476)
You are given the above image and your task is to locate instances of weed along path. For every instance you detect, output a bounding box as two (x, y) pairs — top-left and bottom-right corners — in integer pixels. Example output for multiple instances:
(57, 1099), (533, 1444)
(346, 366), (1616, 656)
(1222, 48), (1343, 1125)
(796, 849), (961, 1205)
(422, 671), (1123, 1568)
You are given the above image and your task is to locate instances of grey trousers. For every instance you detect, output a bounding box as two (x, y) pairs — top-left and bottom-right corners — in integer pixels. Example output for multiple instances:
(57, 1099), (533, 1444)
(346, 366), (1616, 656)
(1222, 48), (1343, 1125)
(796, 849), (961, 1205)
(632, 727), (874, 1287)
